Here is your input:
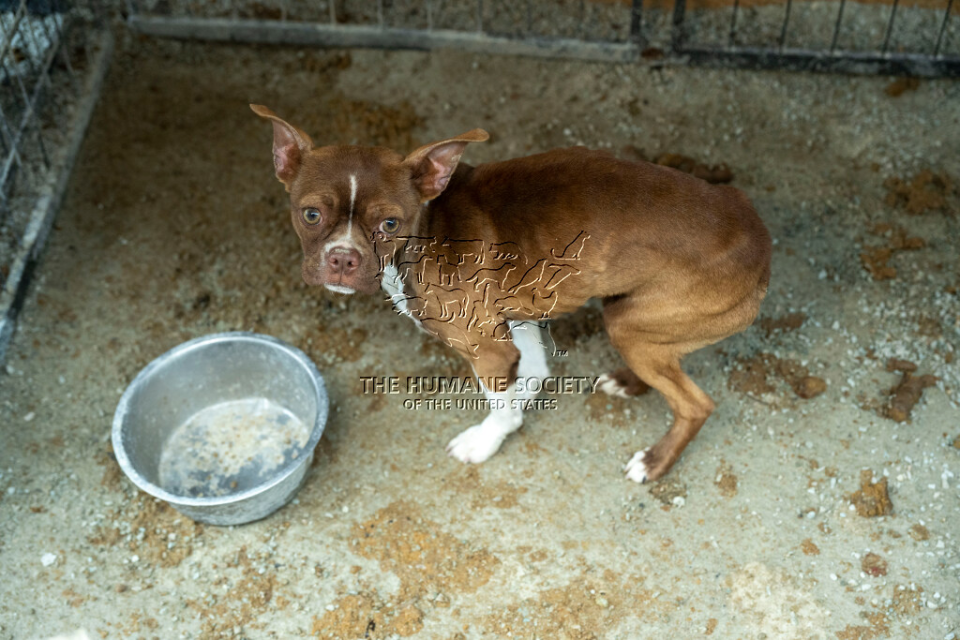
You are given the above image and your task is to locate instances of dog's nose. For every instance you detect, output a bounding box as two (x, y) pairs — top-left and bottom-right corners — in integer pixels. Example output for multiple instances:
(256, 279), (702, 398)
(327, 247), (362, 275)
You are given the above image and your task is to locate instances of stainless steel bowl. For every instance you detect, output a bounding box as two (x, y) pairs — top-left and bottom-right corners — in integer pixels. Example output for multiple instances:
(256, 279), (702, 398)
(112, 332), (328, 525)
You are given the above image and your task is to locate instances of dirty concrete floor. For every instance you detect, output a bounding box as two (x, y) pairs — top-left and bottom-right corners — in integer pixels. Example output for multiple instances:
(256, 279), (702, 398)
(1, 37), (959, 640)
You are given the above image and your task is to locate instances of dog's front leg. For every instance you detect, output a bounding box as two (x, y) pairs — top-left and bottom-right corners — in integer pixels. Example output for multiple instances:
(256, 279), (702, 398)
(446, 321), (550, 463)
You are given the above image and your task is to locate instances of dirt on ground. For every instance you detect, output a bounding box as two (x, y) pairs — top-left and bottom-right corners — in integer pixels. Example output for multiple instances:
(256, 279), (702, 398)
(849, 470), (894, 518)
(859, 222), (928, 280)
(0, 32), (958, 640)
(728, 351), (828, 402)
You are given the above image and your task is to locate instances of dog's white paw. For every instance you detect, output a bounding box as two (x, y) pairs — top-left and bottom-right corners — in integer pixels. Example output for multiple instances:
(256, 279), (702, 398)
(597, 373), (631, 398)
(624, 450), (649, 483)
(446, 425), (506, 464)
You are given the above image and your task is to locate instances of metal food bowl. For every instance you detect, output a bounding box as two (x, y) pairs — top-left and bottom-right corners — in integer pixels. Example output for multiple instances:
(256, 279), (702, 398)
(112, 332), (328, 525)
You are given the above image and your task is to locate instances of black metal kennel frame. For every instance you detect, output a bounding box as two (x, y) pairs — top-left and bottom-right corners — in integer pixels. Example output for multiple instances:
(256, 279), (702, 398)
(0, 0), (112, 362)
(126, 0), (959, 76)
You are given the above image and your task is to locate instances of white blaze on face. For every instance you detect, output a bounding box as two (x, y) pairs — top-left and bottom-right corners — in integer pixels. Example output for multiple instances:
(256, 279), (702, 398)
(347, 173), (357, 235)
(321, 173), (363, 295)
(323, 172), (362, 254)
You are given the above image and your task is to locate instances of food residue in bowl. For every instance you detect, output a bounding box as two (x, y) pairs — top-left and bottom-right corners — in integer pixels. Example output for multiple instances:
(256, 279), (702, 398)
(158, 397), (311, 498)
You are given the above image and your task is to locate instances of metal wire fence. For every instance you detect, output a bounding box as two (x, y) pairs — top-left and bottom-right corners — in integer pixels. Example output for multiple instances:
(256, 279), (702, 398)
(125, 0), (958, 76)
(0, 0), (112, 361)
(672, 0), (959, 75)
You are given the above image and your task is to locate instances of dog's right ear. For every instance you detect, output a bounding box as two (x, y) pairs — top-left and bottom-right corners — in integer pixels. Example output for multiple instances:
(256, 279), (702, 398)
(250, 104), (314, 187)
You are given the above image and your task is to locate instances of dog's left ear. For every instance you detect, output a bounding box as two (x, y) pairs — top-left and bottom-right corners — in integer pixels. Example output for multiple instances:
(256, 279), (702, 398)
(403, 129), (489, 202)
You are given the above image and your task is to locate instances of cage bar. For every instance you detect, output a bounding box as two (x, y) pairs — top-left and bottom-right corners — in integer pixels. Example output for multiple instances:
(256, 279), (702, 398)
(728, 0), (740, 48)
(881, 0), (901, 55)
(829, 0), (847, 52)
(934, 0), (954, 56)
(779, 0), (794, 51)
(0, 5), (114, 364)
(126, 15), (638, 63)
(629, 0), (643, 47)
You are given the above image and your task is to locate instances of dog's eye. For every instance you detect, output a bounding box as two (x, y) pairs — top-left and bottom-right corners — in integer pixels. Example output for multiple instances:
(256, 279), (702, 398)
(302, 208), (321, 225)
(380, 218), (400, 234)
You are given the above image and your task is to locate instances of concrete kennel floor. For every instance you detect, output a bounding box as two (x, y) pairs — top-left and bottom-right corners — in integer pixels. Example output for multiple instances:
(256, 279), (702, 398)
(0, 37), (958, 640)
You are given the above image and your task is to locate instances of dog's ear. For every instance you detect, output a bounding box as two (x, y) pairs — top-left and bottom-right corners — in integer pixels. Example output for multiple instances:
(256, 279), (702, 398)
(403, 129), (489, 202)
(250, 104), (314, 187)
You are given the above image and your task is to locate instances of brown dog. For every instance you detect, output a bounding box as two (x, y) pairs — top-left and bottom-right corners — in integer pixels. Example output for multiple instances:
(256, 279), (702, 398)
(252, 104), (771, 482)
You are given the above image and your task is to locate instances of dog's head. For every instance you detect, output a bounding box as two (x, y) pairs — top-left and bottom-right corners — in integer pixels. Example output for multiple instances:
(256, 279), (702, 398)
(251, 104), (488, 295)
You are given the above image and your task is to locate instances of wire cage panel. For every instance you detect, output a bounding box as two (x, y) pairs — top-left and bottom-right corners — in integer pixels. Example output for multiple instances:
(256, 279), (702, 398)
(125, 0), (959, 76)
(0, 0), (113, 363)
(671, 0), (958, 75)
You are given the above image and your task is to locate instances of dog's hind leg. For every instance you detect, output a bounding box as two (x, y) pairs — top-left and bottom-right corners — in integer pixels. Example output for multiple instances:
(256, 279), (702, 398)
(602, 295), (718, 482)
(614, 340), (715, 483)
(596, 368), (651, 398)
